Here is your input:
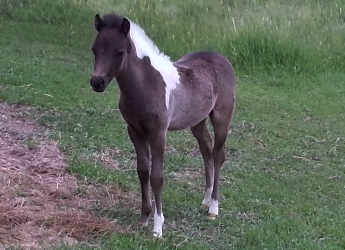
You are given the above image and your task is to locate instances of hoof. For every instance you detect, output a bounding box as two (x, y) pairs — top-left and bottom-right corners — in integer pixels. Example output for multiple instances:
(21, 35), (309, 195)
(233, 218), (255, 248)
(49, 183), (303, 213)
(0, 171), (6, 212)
(201, 203), (209, 209)
(138, 216), (149, 226)
(153, 231), (163, 238)
(208, 213), (217, 220)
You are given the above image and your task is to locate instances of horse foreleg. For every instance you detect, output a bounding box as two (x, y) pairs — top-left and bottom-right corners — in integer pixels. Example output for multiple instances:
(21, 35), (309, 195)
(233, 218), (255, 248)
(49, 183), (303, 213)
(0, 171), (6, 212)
(148, 130), (166, 237)
(127, 125), (152, 225)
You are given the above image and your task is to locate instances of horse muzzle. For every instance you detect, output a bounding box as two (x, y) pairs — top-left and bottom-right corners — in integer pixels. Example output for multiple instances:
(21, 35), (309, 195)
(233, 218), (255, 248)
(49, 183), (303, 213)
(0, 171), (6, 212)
(90, 76), (107, 92)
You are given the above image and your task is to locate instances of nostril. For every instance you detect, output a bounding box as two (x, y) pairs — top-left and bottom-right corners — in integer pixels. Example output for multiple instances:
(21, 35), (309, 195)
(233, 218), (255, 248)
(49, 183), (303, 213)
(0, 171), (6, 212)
(90, 76), (105, 88)
(99, 78), (104, 87)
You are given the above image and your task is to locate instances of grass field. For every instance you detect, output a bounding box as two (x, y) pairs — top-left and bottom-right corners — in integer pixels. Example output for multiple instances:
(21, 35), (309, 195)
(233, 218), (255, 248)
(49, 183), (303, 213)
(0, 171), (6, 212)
(1, 0), (345, 249)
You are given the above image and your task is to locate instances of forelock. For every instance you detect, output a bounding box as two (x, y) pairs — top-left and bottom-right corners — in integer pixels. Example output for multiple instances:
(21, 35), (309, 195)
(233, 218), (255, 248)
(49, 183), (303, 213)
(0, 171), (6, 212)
(102, 13), (124, 29)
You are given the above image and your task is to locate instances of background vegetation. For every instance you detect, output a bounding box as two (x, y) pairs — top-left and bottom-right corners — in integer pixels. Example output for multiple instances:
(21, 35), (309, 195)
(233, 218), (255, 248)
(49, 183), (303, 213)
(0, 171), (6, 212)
(0, 0), (344, 249)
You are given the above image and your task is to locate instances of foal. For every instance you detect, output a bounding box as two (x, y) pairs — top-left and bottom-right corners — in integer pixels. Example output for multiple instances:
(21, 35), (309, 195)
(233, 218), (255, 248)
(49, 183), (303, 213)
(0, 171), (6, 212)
(90, 13), (236, 237)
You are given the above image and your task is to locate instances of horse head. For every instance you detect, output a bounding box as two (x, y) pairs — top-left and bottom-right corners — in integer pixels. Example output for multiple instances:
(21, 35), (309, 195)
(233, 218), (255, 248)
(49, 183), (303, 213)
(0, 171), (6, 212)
(90, 14), (131, 92)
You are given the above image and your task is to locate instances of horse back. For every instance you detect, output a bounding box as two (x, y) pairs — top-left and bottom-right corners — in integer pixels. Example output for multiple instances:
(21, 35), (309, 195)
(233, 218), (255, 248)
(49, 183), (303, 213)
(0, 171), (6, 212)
(174, 51), (235, 88)
(167, 51), (235, 130)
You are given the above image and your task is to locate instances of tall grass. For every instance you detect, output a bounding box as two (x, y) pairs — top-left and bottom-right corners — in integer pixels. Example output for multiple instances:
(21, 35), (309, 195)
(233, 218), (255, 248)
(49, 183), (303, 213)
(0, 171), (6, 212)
(0, 0), (93, 24)
(2, 0), (344, 75)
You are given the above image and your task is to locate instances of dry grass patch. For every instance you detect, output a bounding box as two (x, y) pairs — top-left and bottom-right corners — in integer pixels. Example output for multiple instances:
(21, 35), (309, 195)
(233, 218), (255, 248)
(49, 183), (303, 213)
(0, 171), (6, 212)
(0, 103), (127, 249)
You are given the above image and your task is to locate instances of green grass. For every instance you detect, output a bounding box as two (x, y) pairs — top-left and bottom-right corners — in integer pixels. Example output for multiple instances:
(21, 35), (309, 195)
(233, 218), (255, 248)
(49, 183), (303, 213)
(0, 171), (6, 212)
(1, 0), (345, 249)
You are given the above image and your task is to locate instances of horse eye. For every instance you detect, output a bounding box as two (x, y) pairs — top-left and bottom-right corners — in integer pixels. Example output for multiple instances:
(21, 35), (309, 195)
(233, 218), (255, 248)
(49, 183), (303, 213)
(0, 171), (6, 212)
(118, 50), (125, 56)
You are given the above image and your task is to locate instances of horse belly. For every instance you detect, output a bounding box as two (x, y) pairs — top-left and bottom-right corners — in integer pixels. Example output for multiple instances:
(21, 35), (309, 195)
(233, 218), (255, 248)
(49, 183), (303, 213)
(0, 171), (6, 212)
(168, 91), (214, 131)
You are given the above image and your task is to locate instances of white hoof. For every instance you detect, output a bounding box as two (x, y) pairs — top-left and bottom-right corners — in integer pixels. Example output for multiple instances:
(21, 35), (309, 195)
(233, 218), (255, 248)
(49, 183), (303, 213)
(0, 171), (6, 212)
(208, 199), (219, 216)
(153, 205), (164, 238)
(153, 230), (163, 238)
(208, 213), (217, 220)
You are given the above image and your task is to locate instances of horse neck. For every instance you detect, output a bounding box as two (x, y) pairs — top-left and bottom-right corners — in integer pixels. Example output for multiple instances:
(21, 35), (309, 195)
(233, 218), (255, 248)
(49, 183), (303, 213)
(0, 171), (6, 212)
(115, 40), (166, 104)
(114, 55), (145, 99)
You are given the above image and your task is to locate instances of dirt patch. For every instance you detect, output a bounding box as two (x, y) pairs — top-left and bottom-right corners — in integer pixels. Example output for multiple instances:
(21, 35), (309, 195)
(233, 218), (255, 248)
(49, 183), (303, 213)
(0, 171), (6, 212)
(0, 103), (126, 249)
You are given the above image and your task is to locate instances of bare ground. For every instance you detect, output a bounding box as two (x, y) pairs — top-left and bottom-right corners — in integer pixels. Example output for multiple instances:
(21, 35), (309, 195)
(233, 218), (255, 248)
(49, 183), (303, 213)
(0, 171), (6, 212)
(0, 103), (127, 249)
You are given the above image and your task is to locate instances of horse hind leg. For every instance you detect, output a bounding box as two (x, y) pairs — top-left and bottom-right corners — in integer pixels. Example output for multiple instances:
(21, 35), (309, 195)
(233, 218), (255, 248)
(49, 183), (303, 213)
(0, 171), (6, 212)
(208, 106), (234, 219)
(190, 119), (214, 208)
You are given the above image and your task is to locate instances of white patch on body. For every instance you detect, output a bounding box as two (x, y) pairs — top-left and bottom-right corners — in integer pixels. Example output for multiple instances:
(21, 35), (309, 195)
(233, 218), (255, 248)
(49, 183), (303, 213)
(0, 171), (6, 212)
(129, 21), (180, 109)
(202, 187), (213, 206)
(153, 204), (164, 237)
(208, 199), (219, 215)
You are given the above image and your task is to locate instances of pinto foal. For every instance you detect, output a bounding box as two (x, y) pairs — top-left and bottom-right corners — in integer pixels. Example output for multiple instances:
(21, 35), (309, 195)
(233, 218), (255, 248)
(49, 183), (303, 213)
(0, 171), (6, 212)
(90, 13), (236, 237)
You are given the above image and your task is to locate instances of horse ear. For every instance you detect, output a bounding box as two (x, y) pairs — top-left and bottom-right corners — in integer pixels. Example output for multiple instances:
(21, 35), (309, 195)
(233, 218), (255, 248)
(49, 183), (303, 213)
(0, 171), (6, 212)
(120, 18), (130, 35)
(94, 14), (106, 31)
